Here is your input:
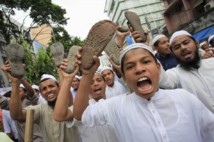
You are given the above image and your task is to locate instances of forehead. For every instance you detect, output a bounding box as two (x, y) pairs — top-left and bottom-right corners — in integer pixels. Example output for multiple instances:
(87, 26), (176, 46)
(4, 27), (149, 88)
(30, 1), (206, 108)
(93, 73), (103, 80)
(123, 48), (152, 63)
(158, 36), (168, 42)
(102, 69), (112, 74)
(73, 78), (79, 82)
(39, 79), (57, 88)
(171, 35), (192, 46)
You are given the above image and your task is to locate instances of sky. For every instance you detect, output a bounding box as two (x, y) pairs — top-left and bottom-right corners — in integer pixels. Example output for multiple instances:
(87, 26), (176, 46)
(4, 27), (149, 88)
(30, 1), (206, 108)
(12, 0), (109, 40)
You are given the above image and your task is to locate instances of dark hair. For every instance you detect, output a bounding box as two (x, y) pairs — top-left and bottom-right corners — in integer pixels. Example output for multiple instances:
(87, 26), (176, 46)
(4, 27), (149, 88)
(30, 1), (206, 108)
(120, 49), (158, 75)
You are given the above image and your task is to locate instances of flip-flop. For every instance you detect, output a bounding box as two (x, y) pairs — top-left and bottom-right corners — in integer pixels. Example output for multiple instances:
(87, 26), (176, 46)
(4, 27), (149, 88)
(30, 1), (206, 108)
(5, 44), (25, 78)
(64, 45), (81, 73)
(81, 20), (116, 69)
(104, 37), (120, 65)
(50, 42), (64, 67)
(125, 11), (147, 42)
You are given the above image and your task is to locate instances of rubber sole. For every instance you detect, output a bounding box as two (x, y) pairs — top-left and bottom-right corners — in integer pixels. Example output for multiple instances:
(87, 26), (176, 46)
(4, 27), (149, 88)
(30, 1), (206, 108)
(50, 42), (64, 67)
(5, 44), (25, 78)
(64, 45), (81, 73)
(125, 11), (147, 42)
(81, 20), (116, 69)
(104, 38), (120, 65)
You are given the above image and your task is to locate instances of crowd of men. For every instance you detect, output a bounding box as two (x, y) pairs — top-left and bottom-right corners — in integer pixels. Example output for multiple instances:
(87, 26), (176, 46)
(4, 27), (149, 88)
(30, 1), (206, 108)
(0, 20), (214, 142)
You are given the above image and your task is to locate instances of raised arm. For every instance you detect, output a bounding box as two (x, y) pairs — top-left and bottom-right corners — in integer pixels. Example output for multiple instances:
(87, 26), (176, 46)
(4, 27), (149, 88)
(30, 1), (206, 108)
(73, 55), (100, 120)
(53, 59), (79, 121)
(1, 63), (26, 121)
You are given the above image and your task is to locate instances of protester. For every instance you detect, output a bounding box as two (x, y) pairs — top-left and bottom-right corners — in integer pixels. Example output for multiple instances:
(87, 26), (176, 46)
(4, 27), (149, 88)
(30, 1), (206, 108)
(158, 30), (214, 113)
(32, 84), (46, 104)
(53, 60), (118, 142)
(73, 43), (214, 142)
(1, 63), (43, 142)
(152, 34), (177, 70)
(70, 75), (81, 101)
(100, 66), (127, 98)
(2, 61), (80, 142)
(208, 35), (214, 47)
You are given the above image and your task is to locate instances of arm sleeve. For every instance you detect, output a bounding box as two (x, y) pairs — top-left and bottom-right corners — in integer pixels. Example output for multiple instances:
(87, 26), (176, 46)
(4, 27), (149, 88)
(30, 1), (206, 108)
(193, 96), (214, 141)
(159, 66), (180, 89)
(2, 110), (11, 133)
(65, 106), (81, 128)
(81, 101), (108, 127)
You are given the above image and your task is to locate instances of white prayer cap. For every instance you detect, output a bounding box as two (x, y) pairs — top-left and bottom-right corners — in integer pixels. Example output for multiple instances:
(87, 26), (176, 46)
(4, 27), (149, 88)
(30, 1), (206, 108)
(40, 74), (57, 82)
(151, 34), (166, 46)
(169, 30), (192, 45)
(120, 43), (154, 64)
(19, 84), (25, 89)
(100, 66), (113, 73)
(208, 35), (214, 43)
(75, 75), (81, 80)
(199, 41), (206, 49)
(32, 84), (39, 90)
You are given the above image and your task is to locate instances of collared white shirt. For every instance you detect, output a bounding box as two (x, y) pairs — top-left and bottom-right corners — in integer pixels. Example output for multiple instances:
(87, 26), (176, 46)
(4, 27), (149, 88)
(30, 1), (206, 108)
(67, 99), (118, 142)
(82, 89), (214, 142)
(105, 81), (127, 99)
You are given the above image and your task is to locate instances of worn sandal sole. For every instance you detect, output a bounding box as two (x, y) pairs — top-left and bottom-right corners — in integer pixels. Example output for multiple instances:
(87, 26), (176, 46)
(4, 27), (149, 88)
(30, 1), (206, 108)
(104, 37), (120, 65)
(5, 44), (25, 78)
(81, 20), (116, 69)
(50, 42), (64, 67)
(64, 45), (81, 73)
(125, 11), (147, 42)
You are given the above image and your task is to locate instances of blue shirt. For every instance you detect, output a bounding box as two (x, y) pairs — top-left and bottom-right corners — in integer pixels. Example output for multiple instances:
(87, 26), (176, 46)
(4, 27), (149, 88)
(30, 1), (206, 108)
(155, 53), (177, 70)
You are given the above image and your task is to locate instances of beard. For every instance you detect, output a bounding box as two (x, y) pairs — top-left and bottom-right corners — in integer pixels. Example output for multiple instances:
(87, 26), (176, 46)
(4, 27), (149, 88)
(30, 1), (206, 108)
(47, 98), (57, 108)
(175, 49), (200, 70)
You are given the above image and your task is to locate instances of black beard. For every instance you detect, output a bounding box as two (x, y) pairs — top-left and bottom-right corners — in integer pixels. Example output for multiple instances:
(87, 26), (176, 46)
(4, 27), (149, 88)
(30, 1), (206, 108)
(175, 49), (200, 70)
(47, 98), (57, 108)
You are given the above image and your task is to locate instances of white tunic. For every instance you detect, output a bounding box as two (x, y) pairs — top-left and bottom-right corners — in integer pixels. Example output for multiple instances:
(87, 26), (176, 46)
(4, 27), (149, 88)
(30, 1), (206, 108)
(105, 81), (127, 99)
(2, 110), (18, 139)
(67, 99), (118, 142)
(82, 89), (214, 142)
(159, 58), (214, 113)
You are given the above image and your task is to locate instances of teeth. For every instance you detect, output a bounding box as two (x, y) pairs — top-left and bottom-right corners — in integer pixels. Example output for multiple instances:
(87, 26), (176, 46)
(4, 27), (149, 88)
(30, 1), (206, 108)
(138, 77), (148, 82)
(48, 94), (54, 97)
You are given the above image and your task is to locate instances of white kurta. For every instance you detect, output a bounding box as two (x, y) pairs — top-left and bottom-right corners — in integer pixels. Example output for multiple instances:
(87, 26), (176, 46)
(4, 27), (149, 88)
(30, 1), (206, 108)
(105, 81), (127, 99)
(67, 99), (118, 142)
(159, 58), (214, 113)
(82, 89), (214, 142)
(2, 110), (18, 139)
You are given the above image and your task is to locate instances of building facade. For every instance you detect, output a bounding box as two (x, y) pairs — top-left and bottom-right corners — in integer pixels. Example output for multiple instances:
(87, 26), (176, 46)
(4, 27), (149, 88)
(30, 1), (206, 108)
(104, 0), (166, 36)
(162, 0), (214, 41)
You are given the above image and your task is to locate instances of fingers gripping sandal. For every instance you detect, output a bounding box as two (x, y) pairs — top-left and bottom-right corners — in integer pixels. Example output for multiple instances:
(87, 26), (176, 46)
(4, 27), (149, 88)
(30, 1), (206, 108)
(125, 11), (147, 42)
(5, 44), (25, 78)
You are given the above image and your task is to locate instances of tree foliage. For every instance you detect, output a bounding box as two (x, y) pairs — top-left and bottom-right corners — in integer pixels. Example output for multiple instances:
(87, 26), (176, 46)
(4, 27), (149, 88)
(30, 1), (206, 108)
(0, 0), (67, 44)
(49, 26), (84, 52)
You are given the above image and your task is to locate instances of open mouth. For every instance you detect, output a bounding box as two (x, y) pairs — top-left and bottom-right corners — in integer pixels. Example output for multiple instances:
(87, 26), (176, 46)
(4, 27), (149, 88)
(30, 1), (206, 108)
(47, 94), (55, 100)
(137, 77), (152, 91)
(94, 87), (102, 94)
(181, 50), (192, 59)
